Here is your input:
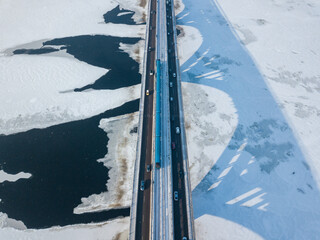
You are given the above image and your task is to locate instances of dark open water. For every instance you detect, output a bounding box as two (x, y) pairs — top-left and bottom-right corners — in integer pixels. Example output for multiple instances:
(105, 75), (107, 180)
(0, 5), (142, 228)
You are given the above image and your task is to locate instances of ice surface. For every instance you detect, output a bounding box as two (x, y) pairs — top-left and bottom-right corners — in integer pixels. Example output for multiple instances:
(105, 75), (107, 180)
(0, 54), (140, 135)
(0, 0), (145, 238)
(177, 25), (202, 65)
(0, 0), (145, 52)
(216, 0), (320, 190)
(182, 82), (238, 189)
(74, 113), (139, 214)
(0, 170), (31, 183)
(195, 214), (263, 240)
(0, 217), (129, 240)
(0, 213), (27, 230)
(178, 0), (320, 238)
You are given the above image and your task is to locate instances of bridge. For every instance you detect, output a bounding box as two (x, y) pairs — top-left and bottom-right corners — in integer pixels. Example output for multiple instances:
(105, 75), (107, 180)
(129, 0), (195, 239)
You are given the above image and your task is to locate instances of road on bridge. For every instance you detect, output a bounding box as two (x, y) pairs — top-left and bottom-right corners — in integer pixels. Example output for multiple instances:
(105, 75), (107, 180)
(166, 0), (189, 239)
(135, 0), (157, 239)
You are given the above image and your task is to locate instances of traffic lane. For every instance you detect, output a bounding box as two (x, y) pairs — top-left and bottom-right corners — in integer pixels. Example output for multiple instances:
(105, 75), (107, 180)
(167, 46), (189, 240)
(171, 131), (188, 239)
(170, 80), (189, 238)
(169, 85), (186, 239)
(175, 140), (188, 235)
(166, 2), (189, 239)
(140, 35), (156, 238)
(136, 76), (153, 239)
(135, 5), (157, 239)
(139, 0), (157, 236)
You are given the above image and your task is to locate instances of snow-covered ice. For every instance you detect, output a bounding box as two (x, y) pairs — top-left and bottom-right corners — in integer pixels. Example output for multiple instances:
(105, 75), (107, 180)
(182, 82), (238, 189)
(0, 0), (145, 52)
(177, 0), (320, 239)
(0, 170), (31, 184)
(0, 54), (140, 135)
(195, 214), (263, 240)
(0, 216), (130, 240)
(0, 0), (145, 238)
(74, 113), (139, 214)
(0, 213), (27, 231)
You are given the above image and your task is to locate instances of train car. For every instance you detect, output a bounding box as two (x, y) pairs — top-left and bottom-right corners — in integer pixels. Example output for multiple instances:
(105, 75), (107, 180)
(155, 59), (161, 168)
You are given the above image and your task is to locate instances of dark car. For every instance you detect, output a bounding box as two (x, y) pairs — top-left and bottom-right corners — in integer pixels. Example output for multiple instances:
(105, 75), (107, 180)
(174, 191), (178, 201)
(140, 180), (145, 191)
(147, 164), (151, 172)
(172, 142), (176, 150)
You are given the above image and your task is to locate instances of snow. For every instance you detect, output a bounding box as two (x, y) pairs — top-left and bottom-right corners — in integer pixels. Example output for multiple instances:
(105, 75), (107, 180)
(0, 54), (140, 135)
(0, 0), (145, 238)
(181, 82), (237, 189)
(120, 40), (145, 74)
(195, 214), (263, 240)
(74, 113), (139, 214)
(0, 0), (145, 136)
(177, 0), (320, 239)
(0, 213), (27, 231)
(216, 0), (320, 190)
(0, 217), (130, 240)
(0, 170), (31, 183)
(0, 0), (145, 52)
(177, 25), (202, 65)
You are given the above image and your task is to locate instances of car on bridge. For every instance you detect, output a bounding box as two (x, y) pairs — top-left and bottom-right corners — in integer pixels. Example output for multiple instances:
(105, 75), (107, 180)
(147, 164), (151, 172)
(140, 180), (145, 191)
(173, 72), (176, 77)
(146, 90), (150, 96)
(176, 127), (180, 134)
(174, 191), (178, 201)
(172, 142), (176, 149)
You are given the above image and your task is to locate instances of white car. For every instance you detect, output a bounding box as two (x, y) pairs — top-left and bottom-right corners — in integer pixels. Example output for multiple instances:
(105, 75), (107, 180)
(169, 82), (173, 87)
(173, 73), (176, 77)
(176, 127), (180, 134)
